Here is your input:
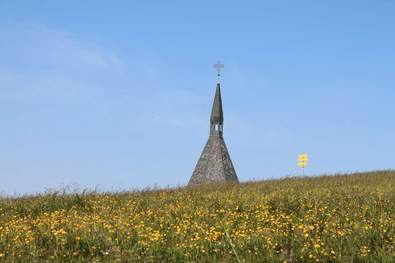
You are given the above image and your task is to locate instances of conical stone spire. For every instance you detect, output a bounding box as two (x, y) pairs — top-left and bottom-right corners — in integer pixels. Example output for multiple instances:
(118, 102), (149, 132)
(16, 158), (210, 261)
(188, 82), (238, 185)
(210, 83), (223, 125)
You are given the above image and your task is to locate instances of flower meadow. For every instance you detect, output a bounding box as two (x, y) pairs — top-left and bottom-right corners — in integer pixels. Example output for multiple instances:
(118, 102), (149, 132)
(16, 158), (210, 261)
(0, 171), (394, 262)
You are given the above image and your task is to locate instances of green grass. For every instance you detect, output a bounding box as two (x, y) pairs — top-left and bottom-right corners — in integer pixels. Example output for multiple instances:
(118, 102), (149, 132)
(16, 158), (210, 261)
(0, 171), (394, 262)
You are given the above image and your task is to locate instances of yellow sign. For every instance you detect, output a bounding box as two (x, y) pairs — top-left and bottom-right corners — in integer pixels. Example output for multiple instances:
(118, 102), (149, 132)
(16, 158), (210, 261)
(298, 153), (308, 168)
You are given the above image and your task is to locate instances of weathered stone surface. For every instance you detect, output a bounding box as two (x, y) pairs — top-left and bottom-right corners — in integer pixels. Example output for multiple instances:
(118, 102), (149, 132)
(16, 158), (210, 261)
(189, 135), (238, 185)
(188, 82), (239, 185)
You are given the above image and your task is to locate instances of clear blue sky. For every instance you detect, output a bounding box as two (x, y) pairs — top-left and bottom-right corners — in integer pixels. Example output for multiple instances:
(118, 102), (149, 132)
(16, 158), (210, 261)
(1, 1), (395, 195)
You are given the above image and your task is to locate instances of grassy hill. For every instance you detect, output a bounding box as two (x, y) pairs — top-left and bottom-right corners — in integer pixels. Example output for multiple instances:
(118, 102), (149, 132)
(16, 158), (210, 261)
(0, 171), (394, 262)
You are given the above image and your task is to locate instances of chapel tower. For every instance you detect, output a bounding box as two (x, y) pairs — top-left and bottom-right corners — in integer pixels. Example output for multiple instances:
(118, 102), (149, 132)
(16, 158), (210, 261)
(188, 63), (238, 185)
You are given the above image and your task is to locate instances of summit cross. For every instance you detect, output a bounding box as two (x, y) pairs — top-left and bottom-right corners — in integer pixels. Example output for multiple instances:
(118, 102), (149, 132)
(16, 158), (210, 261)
(213, 61), (224, 82)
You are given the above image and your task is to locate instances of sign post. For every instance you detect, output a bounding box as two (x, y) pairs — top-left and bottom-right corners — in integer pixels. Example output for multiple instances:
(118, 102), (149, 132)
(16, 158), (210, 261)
(298, 153), (308, 176)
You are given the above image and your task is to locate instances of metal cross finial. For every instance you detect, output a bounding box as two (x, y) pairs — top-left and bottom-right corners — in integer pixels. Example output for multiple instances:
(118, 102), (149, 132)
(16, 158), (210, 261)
(213, 61), (224, 83)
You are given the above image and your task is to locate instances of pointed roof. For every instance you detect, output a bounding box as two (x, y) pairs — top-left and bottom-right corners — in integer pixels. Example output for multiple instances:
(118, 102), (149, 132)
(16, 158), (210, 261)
(210, 83), (223, 124)
(189, 136), (238, 185)
(189, 81), (238, 186)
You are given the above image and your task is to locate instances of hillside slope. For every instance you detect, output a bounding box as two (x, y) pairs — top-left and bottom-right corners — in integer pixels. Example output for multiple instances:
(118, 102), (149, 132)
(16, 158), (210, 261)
(0, 171), (394, 262)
